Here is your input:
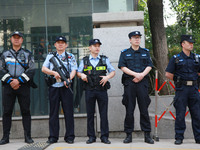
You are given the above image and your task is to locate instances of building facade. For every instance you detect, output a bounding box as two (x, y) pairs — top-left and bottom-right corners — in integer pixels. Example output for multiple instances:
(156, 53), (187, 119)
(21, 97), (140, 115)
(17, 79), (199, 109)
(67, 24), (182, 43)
(0, 0), (145, 138)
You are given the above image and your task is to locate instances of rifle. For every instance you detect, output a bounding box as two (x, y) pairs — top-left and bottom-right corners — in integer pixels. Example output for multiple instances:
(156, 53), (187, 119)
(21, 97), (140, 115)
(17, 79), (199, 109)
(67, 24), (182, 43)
(49, 56), (73, 94)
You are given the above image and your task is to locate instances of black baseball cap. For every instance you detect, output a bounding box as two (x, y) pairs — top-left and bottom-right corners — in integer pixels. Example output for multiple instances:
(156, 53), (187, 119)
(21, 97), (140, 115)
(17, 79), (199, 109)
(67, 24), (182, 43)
(89, 39), (102, 46)
(55, 36), (67, 43)
(128, 31), (142, 39)
(11, 31), (23, 37)
(180, 35), (195, 43)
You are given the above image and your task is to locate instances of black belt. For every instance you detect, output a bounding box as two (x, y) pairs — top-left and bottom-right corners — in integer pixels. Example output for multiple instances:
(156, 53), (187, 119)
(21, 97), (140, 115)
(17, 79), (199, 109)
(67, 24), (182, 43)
(181, 80), (198, 86)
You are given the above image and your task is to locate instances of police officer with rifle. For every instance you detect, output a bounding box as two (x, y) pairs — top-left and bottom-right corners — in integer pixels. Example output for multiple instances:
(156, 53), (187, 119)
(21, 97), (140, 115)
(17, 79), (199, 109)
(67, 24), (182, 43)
(42, 36), (77, 144)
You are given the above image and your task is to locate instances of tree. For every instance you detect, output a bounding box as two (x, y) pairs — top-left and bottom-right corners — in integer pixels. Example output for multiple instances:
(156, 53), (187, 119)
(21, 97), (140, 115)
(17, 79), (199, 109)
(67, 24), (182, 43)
(168, 0), (200, 55)
(169, 0), (200, 30)
(147, 0), (169, 94)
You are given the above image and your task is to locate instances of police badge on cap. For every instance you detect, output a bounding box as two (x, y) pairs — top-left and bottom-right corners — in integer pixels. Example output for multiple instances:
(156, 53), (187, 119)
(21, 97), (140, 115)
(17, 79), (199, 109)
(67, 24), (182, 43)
(180, 35), (195, 43)
(89, 39), (102, 46)
(128, 31), (142, 39)
(55, 36), (67, 43)
(11, 31), (23, 37)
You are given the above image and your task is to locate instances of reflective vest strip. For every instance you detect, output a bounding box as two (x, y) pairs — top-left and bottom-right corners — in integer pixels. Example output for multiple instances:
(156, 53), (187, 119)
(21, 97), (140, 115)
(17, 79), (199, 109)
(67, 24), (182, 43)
(84, 66), (92, 71)
(96, 66), (106, 70)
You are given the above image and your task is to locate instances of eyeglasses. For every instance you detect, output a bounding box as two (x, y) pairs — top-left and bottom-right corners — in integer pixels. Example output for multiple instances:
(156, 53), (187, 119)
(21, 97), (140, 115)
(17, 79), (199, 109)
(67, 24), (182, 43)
(131, 37), (141, 39)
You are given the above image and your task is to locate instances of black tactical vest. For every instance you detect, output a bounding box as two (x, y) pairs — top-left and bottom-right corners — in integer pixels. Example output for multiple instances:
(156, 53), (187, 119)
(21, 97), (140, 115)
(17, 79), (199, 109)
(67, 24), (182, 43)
(83, 55), (110, 90)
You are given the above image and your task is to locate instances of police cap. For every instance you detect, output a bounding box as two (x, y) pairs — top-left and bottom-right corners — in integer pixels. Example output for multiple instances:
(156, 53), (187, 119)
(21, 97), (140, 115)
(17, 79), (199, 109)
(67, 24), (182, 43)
(55, 36), (67, 43)
(11, 31), (23, 38)
(128, 31), (142, 39)
(89, 39), (102, 46)
(180, 35), (194, 43)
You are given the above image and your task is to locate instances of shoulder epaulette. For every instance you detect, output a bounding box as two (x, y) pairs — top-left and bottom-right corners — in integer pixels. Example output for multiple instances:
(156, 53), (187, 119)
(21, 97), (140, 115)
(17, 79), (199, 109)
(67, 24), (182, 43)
(173, 53), (180, 58)
(121, 49), (128, 52)
(49, 51), (57, 56)
(143, 48), (149, 52)
(2, 49), (9, 53)
(100, 55), (107, 58)
(48, 52), (54, 55)
(83, 55), (89, 59)
(194, 53), (200, 57)
(23, 49), (33, 54)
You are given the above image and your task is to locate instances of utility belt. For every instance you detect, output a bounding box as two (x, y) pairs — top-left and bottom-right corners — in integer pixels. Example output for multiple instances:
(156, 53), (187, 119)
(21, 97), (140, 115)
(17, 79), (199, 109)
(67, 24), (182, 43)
(180, 80), (198, 86)
(175, 79), (198, 87)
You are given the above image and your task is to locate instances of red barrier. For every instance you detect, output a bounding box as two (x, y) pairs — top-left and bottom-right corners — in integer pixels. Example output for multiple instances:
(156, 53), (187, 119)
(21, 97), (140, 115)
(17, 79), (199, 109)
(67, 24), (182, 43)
(169, 111), (176, 120)
(153, 70), (192, 141)
(158, 81), (166, 91)
(158, 111), (166, 121)
(155, 115), (157, 127)
(185, 110), (189, 117)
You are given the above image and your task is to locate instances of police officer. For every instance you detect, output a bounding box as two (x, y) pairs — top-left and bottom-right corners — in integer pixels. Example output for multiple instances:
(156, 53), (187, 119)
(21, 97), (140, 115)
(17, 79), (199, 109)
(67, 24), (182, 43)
(77, 39), (115, 144)
(165, 35), (200, 145)
(0, 31), (35, 144)
(42, 36), (77, 144)
(118, 31), (154, 144)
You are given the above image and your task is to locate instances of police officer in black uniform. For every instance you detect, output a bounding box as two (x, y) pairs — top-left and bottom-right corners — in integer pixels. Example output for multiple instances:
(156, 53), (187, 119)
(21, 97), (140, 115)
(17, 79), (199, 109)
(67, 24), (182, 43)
(118, 31), (154, 144)
(166, 35), (200, 145)
(77, 39), (115, 144)
(0, 31), (35, 144)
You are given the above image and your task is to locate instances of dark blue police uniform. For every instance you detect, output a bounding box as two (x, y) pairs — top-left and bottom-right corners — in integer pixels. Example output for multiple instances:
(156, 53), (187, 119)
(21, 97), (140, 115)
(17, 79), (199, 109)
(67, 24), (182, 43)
(118, 46), (153, 133)
(166, 51), (200, 144)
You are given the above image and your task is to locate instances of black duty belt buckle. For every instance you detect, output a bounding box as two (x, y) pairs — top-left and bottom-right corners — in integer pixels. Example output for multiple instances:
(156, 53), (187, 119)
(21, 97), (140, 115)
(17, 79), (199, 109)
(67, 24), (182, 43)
(186, 81), (193, 86)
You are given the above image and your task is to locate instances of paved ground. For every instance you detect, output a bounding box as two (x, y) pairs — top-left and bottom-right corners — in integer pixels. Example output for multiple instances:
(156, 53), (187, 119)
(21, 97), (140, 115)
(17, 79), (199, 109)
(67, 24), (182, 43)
(0, 137), (199, 150)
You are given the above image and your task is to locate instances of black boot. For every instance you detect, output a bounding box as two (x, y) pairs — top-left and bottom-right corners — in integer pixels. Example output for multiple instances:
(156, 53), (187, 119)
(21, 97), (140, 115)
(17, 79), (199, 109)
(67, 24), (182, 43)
(174, 139), (182, 145)
(24, 131), (34, 144)
(0, 134), (9, 145)
(123, 133), (132, 143)
(144, 132), (154, 144)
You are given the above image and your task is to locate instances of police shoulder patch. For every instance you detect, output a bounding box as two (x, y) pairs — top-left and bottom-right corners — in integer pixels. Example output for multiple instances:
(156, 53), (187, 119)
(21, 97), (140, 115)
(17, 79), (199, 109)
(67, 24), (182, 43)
(100, 55), (107, 58)
(48, 51), (54, 55)
(121, 49), (127, 53)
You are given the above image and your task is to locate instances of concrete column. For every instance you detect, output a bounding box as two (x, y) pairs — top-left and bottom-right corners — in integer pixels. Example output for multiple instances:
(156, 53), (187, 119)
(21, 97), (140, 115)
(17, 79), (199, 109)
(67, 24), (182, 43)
(92, 11), (145, 134)
(108, 0), (127, 12)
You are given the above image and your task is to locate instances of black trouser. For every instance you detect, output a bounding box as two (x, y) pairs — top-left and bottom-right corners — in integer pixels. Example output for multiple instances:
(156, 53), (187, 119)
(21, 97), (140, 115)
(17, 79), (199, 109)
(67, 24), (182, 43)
(48, 86), (75, 141)
(85, 90), (109, 139)
(2, 84), (31, 136)
(174, 85), (200, 142)
(123, 78), (151, 133)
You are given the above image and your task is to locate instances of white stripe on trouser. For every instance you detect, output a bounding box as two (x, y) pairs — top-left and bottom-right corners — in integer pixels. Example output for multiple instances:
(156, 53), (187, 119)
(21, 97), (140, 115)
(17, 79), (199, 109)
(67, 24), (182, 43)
(1, 73), (10, 81)
(22, 73), (30, 82)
